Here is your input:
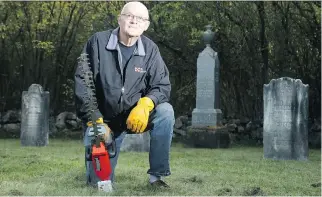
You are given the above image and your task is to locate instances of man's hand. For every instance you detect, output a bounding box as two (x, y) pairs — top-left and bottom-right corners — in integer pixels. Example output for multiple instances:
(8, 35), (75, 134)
(87, 117), (104, 127)
(126, 97), (154, 133)
(86, 117), (113, 144)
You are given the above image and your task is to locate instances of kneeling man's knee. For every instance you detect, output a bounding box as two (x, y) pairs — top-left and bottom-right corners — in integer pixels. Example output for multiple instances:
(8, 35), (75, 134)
(154, 102), (175, 122)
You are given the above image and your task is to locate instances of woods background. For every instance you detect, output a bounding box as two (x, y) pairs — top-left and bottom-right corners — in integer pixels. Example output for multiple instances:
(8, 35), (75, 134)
(0, 1), (320, 121)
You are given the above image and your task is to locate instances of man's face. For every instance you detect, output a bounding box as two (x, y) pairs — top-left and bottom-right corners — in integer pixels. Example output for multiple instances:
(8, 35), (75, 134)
(118, 4), (150, 37)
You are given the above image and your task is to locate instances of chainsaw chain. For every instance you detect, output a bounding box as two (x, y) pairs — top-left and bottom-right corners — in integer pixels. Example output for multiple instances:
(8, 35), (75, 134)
(77, 53), (117, 156)
(77, 53), (98, 121)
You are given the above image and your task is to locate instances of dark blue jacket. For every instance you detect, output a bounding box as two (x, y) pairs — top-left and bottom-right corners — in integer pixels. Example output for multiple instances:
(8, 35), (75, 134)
(74, 27), (171, 123)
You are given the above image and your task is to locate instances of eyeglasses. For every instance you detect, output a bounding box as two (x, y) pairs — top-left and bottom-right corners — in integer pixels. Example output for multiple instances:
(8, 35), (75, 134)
(121, 14), (149, 23)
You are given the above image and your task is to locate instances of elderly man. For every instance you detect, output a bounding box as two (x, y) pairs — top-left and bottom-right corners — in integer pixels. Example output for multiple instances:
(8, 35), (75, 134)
(74, 1), (174, 188)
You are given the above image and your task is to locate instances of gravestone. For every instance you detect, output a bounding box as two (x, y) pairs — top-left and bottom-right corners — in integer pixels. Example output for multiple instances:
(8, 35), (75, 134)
(191, 25), (222, 127)
(120, 132), (150, 152)
(21, 84), (50, 146)
(263, 77), (309, 160)
(186, 25), (230, 148)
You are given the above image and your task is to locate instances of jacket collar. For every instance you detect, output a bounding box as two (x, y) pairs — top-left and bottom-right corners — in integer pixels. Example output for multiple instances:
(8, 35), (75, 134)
(106, 27), (146, 56)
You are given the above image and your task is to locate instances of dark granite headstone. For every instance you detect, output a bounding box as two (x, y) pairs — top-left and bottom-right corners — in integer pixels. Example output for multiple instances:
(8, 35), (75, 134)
(263, 77), (309, 160)
(21, 84), (50, 146)
(185, 126), (230, 148)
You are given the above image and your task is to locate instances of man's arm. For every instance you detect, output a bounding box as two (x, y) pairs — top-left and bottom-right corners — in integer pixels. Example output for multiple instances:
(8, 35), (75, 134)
(145, 46), (171, 106)
(74, 34), (103, 122)
(126, 45), (171, 133)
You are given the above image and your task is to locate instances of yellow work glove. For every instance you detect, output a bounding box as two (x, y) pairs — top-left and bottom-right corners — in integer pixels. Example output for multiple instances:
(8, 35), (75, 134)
(86, 117), (113, 144)
(86, 117), (104, 127)
(126, 97), (154, 133)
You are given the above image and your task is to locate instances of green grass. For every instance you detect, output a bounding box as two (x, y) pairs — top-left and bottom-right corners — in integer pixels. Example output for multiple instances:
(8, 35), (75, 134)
(0, 139), (320, 196)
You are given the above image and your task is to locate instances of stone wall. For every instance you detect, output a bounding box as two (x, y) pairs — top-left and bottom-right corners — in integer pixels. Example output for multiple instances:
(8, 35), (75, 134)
(0, 110), (83, 139)
(0, 110), (320, 149)
(173, 114), (321, 149)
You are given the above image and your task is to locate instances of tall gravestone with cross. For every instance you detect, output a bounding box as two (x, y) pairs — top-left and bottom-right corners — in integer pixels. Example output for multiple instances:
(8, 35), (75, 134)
(186, 25), (230, 148)
(263, 77), (309, 160)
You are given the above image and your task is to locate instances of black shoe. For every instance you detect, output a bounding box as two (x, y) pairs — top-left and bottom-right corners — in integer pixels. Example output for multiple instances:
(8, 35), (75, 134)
(150, 180), (170, 188)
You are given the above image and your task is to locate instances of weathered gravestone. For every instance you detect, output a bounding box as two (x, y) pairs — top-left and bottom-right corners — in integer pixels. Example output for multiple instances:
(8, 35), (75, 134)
(263, 77), (309, 160)
(21, 84), (50, 146)
(191, 25), (222, 127)
(120, 132), (150, 152)
(186, 25), (230, 148)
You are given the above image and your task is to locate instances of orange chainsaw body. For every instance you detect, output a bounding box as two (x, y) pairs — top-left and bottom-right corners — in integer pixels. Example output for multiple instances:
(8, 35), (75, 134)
(91, 141), (112, 181)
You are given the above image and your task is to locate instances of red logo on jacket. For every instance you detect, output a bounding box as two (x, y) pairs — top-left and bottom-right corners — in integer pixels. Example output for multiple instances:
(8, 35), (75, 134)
(134, 67), (146, 73)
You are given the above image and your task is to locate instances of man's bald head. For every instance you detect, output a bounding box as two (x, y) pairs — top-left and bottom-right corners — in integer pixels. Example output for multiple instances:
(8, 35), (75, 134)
(121, 1), (149, 20)
(118, 1), (150, 39)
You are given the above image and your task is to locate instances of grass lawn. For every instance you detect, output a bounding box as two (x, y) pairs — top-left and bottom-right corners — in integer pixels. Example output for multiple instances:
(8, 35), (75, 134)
(0, 139), (321, 196)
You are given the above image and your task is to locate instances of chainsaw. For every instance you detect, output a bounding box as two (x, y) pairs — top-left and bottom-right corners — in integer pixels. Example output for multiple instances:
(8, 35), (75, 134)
(77, 53), (116, 187)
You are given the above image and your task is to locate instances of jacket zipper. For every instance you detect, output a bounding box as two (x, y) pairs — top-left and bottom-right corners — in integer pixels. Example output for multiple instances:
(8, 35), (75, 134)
(120, 86), (124, 110)
(118, 45), (137, 113)
(120, 70), (124, 113)
(117, 45), (124, 113)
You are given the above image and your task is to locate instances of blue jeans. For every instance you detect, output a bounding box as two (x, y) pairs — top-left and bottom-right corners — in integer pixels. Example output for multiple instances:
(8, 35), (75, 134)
(84, 102), (175, 183)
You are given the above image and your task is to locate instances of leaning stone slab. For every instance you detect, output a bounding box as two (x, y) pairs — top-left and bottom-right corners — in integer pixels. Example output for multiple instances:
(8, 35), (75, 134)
(120, 132), (150, 152)
(263, 77), (309, 160)
(20, 84), (50, 146)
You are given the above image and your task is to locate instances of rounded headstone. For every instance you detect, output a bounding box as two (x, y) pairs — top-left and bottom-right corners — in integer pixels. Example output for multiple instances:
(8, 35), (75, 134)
(21, 84), (50, 146)
(263, 77), (309, 160)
